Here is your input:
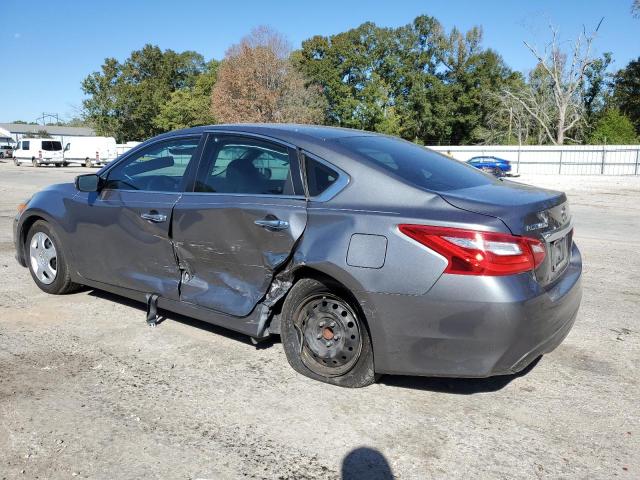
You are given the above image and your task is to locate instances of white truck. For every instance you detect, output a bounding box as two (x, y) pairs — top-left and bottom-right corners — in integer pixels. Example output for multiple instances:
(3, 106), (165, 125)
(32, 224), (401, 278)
(63, 136), (118, 167)
(13, 138), (64, 167)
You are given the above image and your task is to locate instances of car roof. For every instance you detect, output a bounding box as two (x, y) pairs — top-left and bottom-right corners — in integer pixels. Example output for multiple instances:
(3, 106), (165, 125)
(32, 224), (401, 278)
(156, 123), (379, 148)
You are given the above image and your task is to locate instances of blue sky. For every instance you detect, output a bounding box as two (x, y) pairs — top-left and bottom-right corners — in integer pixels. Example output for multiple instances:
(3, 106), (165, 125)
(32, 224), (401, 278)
(2, 0), (638, 122)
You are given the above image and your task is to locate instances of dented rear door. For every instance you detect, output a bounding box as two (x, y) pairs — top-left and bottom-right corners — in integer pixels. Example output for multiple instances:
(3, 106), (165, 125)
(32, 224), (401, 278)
(171, 133), (307, 317)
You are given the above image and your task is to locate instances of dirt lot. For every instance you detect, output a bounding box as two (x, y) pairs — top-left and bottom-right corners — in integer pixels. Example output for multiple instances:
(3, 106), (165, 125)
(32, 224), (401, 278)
(0, 161), (638, 479)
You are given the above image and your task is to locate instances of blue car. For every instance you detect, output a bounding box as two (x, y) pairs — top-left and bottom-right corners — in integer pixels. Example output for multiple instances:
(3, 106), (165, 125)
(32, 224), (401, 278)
(467, 156), (512, 177)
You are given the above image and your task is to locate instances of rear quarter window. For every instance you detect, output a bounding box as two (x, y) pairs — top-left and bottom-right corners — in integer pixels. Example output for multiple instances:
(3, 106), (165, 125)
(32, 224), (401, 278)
(305, 157), (338, 197)
(337, 136), (494, 192)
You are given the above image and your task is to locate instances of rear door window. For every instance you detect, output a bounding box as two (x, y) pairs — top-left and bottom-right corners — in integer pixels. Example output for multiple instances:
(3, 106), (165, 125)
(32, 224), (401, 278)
(195, 136), (299, 195)
(338, 136), (495, 192)
(41, 141), (62, 151)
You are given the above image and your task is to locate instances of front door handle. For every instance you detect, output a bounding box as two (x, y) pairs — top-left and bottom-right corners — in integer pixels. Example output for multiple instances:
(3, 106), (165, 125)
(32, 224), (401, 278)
(254, 218), (289, 231)
(141, 212), (167, 223)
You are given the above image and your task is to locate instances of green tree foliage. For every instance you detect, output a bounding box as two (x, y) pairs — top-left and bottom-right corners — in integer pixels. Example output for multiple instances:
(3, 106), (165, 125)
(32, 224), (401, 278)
(293, 16), (518, 145)
(154, 60), (219, 131)
(612, 57), (640, 134)
(82, 45), (205, 142)
(589, 109), (638, 144)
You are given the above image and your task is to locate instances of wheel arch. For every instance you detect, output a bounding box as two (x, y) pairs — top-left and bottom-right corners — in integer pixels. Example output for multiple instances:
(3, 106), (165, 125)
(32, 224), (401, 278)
(17, 212), (60, 265)
(268, 264), (376, 345)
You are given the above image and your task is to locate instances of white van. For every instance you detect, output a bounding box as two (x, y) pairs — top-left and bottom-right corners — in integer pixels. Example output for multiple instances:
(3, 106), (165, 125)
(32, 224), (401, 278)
(63, 136), (118, 167)
(13, 139), (64, 167)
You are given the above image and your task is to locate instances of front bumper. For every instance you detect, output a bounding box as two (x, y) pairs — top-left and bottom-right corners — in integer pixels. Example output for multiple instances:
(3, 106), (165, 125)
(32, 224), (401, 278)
(366, 243), (582, 377)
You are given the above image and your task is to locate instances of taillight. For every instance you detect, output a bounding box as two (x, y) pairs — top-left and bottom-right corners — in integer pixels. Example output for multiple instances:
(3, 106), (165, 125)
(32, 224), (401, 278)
(398, 224), (546, 276)
(96, 151), (100, 160)
(38, 150), (42, 159)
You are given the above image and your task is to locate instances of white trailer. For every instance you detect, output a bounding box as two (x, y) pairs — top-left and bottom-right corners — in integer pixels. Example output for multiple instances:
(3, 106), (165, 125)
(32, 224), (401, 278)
(63, 136), (117, 167)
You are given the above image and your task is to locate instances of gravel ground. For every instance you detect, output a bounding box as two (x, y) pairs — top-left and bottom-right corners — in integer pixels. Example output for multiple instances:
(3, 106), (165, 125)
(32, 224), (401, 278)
(0, 161), (638, 479)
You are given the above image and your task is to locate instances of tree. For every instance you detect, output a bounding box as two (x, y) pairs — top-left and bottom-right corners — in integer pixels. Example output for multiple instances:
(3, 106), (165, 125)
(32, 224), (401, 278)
(294, 15), (517, 145)
(612, 57), (640, 134)
(211, 27), (325, 124)
(633, 0), (640, 17)
(588, 109), (638, 144)
(82, 45), (206, 142)
(502, 23), (603, 144)
(154, 60), (219, 130)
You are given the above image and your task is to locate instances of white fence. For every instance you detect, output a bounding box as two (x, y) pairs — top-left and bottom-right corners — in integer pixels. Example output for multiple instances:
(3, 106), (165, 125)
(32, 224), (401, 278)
(429, 145), (640, 175)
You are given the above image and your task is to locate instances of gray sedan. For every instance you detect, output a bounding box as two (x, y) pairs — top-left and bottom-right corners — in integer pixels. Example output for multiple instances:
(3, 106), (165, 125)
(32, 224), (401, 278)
(13, 125), (582, 387)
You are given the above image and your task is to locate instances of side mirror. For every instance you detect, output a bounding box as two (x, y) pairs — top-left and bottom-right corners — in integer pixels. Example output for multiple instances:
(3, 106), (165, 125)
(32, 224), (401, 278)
(64, 143), (70, 152)
(75, 174), (102, 192)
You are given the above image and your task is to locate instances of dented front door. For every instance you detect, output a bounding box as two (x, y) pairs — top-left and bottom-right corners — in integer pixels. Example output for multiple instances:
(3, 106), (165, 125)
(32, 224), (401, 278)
(170, 133), (307, 317)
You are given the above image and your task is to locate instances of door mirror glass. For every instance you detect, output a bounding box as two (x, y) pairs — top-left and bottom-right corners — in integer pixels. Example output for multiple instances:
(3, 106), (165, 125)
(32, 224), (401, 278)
(64, 143), (70, 151)
(75, 174), (101, 192)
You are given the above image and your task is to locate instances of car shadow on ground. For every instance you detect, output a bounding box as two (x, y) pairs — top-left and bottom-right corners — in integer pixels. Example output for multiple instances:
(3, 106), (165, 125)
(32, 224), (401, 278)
(85, 288), (268, 348)
(84, 288), (539, 393)
(379, 356), (541, 394)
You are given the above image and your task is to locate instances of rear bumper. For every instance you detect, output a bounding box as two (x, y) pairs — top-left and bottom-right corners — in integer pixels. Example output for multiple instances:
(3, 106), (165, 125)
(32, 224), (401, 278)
(366, 243), (582, 377)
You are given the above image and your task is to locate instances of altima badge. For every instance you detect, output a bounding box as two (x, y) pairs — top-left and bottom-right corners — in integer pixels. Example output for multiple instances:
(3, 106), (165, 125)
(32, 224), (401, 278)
(526, 211), (549, 231)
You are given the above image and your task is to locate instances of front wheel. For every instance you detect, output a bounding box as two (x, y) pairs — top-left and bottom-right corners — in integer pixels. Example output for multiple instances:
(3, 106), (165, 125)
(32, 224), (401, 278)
(26, 220), (80, 295)
(280, 278), (377, 388)
(85, 158), (92, 168)
(32, 158), (39, 167)
(14, 157), (19, 166)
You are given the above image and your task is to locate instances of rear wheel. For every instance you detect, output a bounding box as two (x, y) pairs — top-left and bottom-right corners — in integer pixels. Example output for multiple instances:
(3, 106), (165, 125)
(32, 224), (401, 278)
(85, 158), (92, 168)
(26, 220), (79, 294)
(280, 278), (377, 388)
(14, 157), (19, 166)
(32, 158), (39, 167)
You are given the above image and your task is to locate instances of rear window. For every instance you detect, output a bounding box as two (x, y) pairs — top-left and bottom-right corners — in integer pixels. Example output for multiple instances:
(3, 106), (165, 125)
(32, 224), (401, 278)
(41, 141), (62, 151)
(337, 136), (494, 192)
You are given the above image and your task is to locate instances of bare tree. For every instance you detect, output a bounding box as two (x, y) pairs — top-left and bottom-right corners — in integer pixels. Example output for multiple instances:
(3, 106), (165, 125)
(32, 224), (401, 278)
(633, 0), (640, 18)
(211, 26), (325, 124)
(502, 23), (601, 144)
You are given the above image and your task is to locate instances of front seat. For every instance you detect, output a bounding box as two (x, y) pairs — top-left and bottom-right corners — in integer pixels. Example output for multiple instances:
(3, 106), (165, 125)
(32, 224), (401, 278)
(226, 158), (267, 194)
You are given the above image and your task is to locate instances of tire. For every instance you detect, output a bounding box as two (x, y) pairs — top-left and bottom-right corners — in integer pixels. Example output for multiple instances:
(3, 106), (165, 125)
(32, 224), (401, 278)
(280, 277), (377, 388)
(85, 158), (92, 168)
(32, 158), (39, 167)
(14, 157), (19, 166)
(54, 163), (61, 168)
(26, 220), (80, 295)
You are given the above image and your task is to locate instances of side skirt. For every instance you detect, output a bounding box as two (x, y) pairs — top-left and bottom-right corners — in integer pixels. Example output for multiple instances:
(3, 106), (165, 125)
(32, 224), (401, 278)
(76, 277), (264, 338)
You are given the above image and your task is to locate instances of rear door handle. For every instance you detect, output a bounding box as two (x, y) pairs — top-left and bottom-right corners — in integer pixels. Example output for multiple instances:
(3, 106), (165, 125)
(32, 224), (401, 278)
(141, 212), (167, 223)
(254, 219), (289, 231)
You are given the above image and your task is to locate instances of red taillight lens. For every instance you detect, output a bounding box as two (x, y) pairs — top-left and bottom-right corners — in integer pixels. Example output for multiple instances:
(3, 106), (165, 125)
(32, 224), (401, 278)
(398, 224), (546, 276)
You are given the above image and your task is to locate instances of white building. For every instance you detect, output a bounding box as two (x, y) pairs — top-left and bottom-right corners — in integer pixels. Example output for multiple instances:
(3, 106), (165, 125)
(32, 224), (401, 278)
(0, 123), (96, 147)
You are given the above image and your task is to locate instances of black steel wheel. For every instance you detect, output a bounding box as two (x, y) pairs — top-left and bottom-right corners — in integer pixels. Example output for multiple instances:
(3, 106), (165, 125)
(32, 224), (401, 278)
(281, 277), (377, 388)
(294, 293), (363, 377)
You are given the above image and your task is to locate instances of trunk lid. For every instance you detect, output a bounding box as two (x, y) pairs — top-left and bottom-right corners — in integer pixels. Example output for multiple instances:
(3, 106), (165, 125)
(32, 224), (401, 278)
(439, 180), (573, 286)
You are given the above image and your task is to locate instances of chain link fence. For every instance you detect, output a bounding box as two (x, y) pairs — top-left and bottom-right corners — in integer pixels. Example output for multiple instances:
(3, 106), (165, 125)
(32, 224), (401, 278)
(429, 145), (640, 175)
